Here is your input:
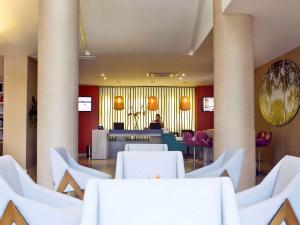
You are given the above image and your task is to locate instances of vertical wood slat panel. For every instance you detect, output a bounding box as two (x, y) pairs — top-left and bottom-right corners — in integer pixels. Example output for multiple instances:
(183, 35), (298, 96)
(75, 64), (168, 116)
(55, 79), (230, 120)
(99, 86), (195, 134)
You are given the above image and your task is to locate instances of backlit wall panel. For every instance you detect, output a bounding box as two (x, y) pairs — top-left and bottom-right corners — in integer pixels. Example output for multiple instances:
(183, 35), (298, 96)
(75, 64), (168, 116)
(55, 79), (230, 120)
(99, 86), (195, 134)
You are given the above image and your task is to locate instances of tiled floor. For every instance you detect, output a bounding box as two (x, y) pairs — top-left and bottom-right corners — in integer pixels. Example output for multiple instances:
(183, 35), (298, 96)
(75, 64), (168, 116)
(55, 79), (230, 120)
(27, 156), (267, 184)
(79, 156), (206, 178)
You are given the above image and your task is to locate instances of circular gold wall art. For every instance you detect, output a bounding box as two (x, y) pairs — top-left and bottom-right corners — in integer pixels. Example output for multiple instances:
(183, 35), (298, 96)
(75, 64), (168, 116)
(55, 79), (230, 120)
(259, 60), (300, 126)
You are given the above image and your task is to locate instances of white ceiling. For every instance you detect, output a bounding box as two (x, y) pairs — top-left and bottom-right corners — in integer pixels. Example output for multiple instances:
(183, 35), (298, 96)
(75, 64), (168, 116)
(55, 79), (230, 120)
(0, 0), (300, 86)
(81, 0), (200, 55)
(79, 32), (213, 86)
(226, 0), (300, 67)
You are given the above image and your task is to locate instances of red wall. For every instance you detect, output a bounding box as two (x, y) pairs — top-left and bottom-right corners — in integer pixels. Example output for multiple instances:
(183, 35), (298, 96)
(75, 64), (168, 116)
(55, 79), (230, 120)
(78, 86), (99, 153)
(195, 86), (214, 131)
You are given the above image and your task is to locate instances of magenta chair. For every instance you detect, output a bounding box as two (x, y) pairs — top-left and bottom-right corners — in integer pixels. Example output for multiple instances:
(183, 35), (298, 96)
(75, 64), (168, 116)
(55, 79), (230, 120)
(195, 131), (213, 166)
(183, 132), (198, 169)
(256, 131), (272, 174)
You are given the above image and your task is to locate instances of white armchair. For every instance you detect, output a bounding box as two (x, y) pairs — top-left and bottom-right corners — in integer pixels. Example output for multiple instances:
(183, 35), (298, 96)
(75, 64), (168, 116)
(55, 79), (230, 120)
(0, 155), (82, 225)
(80, 178), (241, 225)
(237, 155), (300, 225)
(185, 148), (244, 191)
(50, 147), (112, 199)
(115, 151), (185, 179)
(124, 144), (168, 151)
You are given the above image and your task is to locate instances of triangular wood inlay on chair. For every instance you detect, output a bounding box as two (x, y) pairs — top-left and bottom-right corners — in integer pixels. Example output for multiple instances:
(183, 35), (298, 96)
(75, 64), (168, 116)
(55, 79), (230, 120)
(220, 169), (230, 178)
(57, 170), (84, 200)
(270, 199), (299, 225)
(0, 201), (28, 225)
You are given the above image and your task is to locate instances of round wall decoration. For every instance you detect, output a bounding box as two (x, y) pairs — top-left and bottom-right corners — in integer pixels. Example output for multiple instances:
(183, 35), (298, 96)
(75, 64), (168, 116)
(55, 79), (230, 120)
(259, 60), (300, 126)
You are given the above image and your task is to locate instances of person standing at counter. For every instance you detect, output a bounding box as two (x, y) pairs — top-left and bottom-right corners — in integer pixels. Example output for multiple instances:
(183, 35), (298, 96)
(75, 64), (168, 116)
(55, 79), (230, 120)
(152, 114), (164, 128)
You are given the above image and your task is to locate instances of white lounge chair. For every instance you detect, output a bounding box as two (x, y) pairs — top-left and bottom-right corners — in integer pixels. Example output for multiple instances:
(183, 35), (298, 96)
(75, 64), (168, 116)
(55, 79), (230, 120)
(185, 148), (244, 191)
(237, 155), (300, 225)
(115, 151), (185, 179)
(0, 155), (82, 225)
(80, 178), (241, 225)
(50, 147), (112, 199)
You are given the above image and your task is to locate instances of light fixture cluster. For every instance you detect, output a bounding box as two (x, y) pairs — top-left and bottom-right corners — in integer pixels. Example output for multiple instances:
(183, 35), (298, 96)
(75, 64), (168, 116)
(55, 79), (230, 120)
(113, 95), (190, 111)
(146, 72), (186, 80)
(99, 73), (107, 80)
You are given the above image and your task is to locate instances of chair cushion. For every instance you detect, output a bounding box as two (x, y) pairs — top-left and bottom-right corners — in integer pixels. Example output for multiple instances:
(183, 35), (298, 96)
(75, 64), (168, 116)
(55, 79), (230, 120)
(273, 156), (300, 196)
(122, 152), (178, 179)
(0, 156), (23, 195)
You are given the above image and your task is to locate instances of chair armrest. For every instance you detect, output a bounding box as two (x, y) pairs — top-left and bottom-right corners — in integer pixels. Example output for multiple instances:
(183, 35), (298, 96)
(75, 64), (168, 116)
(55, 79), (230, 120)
(10, 194), (81, 225)
(239, 195), (284, 225)
(236, 164), (280, 208)
(23, 181), (82, 208)
(115, 153), (124, 179)
(185, 162), (222, 178)
(68, 168), (108, 190)
(80, 180), (99, 225)
(73, 164), (112, 179)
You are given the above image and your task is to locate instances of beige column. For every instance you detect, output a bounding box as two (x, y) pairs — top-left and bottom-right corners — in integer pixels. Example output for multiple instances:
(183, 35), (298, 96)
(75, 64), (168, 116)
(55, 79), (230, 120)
(213, 0), (256, 190)
(38, 0), (79, 187)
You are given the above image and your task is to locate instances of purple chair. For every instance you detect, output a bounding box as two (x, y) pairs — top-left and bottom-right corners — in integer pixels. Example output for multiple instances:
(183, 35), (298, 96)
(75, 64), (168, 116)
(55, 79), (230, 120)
(256, 131), (272, 174)
(195, 131), (213, 166)
(183, 132), (198, 169)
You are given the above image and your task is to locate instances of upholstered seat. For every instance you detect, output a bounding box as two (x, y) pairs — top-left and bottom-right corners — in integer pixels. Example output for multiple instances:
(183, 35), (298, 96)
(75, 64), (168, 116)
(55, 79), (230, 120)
(161, 133), (187, 154)
(0, 155), (82, 225)
(50, 147), (112, 197)
(185, 148), (244, 190)
(124, 144), (168, 151)
(237, 155), (300, 225)
(80, 178), (241, 225)
(115, 151), (185, 179)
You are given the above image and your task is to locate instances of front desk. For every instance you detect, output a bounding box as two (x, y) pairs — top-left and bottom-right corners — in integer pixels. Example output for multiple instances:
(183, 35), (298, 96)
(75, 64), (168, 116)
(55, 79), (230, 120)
(92, 129), (162, 159)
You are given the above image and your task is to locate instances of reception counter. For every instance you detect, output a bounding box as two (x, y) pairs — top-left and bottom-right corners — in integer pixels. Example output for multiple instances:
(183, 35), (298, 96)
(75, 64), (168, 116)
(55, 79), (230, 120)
(92, 129), (163, 159)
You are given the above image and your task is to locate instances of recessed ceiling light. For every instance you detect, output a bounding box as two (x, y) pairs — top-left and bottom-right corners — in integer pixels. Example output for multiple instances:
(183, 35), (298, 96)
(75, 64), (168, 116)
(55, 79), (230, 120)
(182, 73), (186, 77)
(170, 74), (174, 78)
(146, 73), (150, 77)
(100, 73), (105, 77)
(179, 77), (183, 80)
(103, 77), (107, 80)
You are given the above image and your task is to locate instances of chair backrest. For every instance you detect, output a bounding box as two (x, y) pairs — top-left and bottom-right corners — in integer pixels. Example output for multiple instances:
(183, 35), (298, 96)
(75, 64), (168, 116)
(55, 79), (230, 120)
(256, 131), (267, 139)
(183, 132), (193, 144)
(195, 131), (212, 147)
(265, 132), (272, 144)
(220, 149), (244, 190)
(124, 144), (168, 151)
(161, 133), (176, 144)
(81, 178), (240, 225)
(0, 155), (23, 195)
(115, 151), (185, 179)
(50, 147), (71, 189)
(273, 155), (300, 196)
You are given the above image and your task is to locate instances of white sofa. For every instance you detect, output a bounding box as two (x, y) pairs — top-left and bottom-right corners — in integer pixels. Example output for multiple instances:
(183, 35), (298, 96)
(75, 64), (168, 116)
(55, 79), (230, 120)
(237, 155), (300, 225)
(0, 155), (82, 225)
(185, 149), (244, 191)
(50, 147), (112, 194)
(80, 178), (241, 225)
(124, 144), (168, 151)
(115, 151), (185, 179)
